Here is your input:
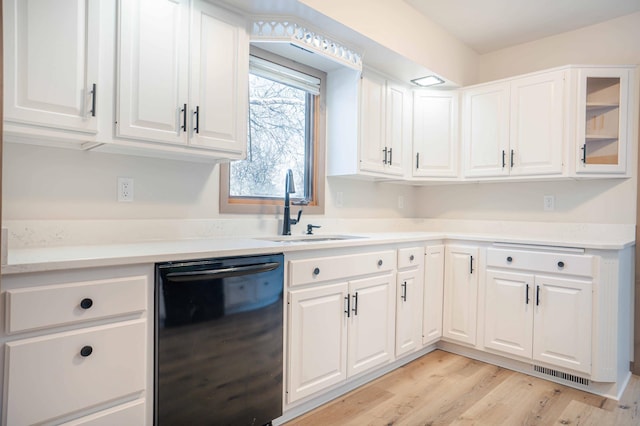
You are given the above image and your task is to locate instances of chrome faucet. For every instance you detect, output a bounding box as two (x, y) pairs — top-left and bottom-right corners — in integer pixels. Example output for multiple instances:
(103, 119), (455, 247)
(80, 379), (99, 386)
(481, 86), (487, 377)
(282, 169), (302, 235)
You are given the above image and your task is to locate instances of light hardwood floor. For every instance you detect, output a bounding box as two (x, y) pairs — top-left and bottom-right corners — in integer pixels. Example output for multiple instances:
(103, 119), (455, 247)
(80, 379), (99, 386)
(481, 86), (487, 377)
(285, 350), (640, 425)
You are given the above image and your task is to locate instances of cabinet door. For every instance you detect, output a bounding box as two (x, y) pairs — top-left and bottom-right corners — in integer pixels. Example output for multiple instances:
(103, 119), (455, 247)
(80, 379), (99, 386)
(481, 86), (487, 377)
(413, 91), (459, 178)
(359, 71), (387, 174)
(510, 70), (565, 176)
(423, 245), (444, 345)
(348, 273), (396, 377)
(462, 83), (510, 178)
(533, 275), (592, 374)
(384, 82), (408, 176)
(3, 0), (99, 133)
(189, 0), (248, 157)
(575, 68), (630, 174)
(288, 283), (348, 403)
(395, 267), (424, 358)
(117, 0), (189, 144)
(443, 246), (479, 345)
(484, 269), (534, 358)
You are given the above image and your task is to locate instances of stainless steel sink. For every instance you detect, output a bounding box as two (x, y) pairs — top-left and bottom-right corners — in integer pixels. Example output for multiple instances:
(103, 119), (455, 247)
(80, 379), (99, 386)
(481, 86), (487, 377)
(259, 235), (366, 243)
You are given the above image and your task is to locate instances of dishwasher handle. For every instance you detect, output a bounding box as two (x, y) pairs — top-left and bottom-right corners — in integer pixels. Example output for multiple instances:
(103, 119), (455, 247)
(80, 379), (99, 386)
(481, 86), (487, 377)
(165, 262), (281, 282)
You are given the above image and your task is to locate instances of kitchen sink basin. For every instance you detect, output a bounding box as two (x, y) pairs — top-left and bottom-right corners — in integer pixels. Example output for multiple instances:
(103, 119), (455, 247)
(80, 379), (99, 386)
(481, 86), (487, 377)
(259, 235), (367, 243)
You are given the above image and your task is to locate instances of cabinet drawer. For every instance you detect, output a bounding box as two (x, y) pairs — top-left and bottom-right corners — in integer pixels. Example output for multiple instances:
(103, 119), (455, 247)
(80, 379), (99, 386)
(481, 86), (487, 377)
(4, 319), (147, 425)
(486, 248), (594, 277)
(5, 275), (148, 334)
(289, 250), (396, 286)
(398, 247), (424, 269)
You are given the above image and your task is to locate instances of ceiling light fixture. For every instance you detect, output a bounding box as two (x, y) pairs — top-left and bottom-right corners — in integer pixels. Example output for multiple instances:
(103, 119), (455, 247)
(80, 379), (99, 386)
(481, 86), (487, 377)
(411, 75), (445, 87)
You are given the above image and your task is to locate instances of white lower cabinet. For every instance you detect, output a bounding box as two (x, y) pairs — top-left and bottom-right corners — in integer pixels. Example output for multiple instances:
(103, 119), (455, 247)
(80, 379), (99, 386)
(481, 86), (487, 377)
(0, 267), (151, 426)
(348, 274), (396, 376)
(484, 270), (534, 358)
(287, 282), (349, 402)
(286, 249), (396, 404)
(423, 245), (445, 345)
(442, 245), (479, 346)
(484, 248), (593, 375)
(395, 247), (425, 357)
(532, 275), (592, 374)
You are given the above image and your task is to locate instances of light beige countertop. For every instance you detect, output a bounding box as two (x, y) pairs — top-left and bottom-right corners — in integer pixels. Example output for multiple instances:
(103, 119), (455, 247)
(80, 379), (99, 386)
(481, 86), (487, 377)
(2, 229), (634, 275)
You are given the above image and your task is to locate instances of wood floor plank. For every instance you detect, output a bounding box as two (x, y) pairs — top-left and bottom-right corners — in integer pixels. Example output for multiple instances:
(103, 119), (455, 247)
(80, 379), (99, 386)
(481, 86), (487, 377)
(609, 374), (640, 425)
(286, 384), (394, 425)
(284, 350), (640, 426)
(555, 400), (609, 426)
(451, 373), (606, 426)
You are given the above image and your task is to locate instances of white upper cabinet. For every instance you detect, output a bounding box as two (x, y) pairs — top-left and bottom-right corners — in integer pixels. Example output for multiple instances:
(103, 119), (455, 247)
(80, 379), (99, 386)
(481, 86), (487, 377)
(463, 69), (566, 178)
(509, 71), (565, 176)
(118, 0), (189, 145)
(462, 82), (510, 178)
(358, 72), (388, 174)
(574, 67), (633, 176)
(189, 0), (248, 154)
(358, 71), (408, 177)
(384, 81), (409, 176)
(412, 91), (459, 178)
(327, 68), (409, 178)
(3, 0), (100, 134)
(117, 0), (248, 158)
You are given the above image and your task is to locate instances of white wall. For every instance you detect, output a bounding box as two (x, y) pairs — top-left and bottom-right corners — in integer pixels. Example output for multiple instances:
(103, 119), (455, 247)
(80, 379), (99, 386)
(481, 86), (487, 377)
(478, 12), (640, 83)
(298, 0), (479, 86)
(418, 12), (640, 225)
(1, 143), (417, 221)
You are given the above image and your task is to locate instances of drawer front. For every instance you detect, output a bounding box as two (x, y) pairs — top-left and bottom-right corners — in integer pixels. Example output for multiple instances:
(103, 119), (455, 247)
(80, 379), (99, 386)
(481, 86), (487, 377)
(59, 399), (146, 426)
(486, 248), (594, 277)
(397, 247), (424, 269)
(6, 276), (148, 334)
(4, 319), (147, 425)
(289, 250), (396, 286)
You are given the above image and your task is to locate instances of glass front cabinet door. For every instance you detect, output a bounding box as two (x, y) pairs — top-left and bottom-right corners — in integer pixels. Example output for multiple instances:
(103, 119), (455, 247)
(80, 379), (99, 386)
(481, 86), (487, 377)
(575, 67), (634, 175)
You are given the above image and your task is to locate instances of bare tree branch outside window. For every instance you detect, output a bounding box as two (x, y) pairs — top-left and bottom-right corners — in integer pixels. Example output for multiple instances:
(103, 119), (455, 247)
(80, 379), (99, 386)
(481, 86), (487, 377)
(230, 73), (311, 199)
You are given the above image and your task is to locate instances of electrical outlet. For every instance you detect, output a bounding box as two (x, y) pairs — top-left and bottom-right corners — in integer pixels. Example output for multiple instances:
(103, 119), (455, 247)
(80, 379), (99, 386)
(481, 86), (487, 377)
(543, 195), (555, 211)
(118, 177), (134, 202)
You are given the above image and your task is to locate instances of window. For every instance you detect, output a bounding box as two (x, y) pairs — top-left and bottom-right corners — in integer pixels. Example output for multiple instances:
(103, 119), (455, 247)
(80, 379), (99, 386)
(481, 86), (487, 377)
(220, 48), (325, 214)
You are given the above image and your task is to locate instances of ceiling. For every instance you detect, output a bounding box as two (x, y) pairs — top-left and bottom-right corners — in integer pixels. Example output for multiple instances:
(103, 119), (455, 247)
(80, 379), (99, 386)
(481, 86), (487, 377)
(405, 0), (640, 54)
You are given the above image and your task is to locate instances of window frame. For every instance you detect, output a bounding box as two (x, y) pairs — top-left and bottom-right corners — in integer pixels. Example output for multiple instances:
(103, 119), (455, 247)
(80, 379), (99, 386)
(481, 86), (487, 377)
(219, 47), (326, 215)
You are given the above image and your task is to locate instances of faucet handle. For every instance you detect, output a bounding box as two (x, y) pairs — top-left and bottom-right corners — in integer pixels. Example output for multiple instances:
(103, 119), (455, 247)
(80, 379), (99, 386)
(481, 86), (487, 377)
(306, 224), (321, 235)
(291, 208), (303, 225)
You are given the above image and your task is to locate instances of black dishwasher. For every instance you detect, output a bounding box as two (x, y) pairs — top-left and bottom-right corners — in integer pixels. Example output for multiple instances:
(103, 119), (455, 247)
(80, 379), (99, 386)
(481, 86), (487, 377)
(155, 254), (284, 426)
